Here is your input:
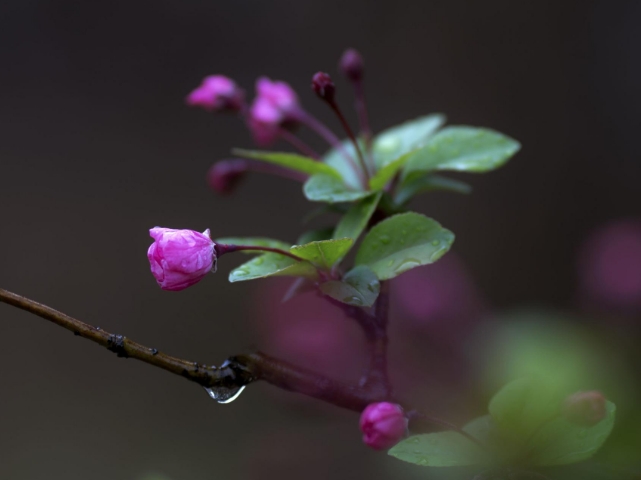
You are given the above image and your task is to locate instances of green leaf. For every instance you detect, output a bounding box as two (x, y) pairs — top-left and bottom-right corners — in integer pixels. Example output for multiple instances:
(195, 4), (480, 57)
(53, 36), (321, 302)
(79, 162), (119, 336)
(395, 173), (472, 205)
(322, 138), (365, 189)
(368, 151), (413, 191)
(373, 114), (446, 168)
(297, 228), (334, 245)
(355, 212), (454, 280)
(229, 253), (318, 282)
(463, 415), (522, 465)
(333, 192), (382, 242)
(215, 237), (291, 253)
(303, 174), (371, 203)
(290, 238), (354, 269)
(488, 377), (565, 440)
(528, 401), (616, 466)
(388, 430), (485, 467)
(232, 149), (341, 178)
(319, 265), (380, 307)
(402, 126), (521, 177)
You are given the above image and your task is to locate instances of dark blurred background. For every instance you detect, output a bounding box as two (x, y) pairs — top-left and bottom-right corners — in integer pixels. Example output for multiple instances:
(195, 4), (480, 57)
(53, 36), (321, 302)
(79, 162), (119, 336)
(1, 1), (640, 479)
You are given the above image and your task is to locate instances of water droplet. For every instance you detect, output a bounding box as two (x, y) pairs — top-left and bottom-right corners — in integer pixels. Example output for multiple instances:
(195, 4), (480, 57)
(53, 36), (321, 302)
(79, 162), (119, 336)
(387, 259), (394, 267)
(233, 268), (249, 276)
(430, 249), (445, 261)
(254, 257), (264, 265)
(416, 457), (430, 466)
(379, 235), (391, 244)
(204, 385), (246, 404)
(366, 281), (378, 293)
(343, 296), (363, 305)
(431, 239), (440, 246)
(394, 259), (420, 274)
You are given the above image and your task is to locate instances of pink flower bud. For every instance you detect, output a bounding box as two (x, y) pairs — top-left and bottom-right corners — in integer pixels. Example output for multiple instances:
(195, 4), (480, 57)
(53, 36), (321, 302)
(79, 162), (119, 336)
(255, 77), (300, 116)
(207, 159), (248, 195)
(186, 75), (245, 112)
(339, 48), (364, 82)
(247, 77), (301, 146)
(311, 72), (335, 102)
(359, 402), (407, 450)
(147, 227), (216, 291)
(562, 391), (607, 426)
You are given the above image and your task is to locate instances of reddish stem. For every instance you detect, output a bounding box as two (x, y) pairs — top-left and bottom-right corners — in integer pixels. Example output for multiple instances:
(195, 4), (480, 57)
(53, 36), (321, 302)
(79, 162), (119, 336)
(278, 128), (321, 160)
(294, 109), (368, 189)
(216, 244), (302, 262)
(326, 98), (372, 177)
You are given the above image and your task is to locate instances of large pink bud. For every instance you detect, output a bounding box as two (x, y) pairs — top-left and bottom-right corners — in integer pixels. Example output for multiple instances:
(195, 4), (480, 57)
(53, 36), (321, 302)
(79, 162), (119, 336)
(147, 227), (216, 291)
(359, 402), (407, 450)
(186, 75), (245, 112)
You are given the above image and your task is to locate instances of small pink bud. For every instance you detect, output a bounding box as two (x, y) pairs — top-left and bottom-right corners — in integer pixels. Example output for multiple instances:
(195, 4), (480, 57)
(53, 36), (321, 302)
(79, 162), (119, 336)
(207, 159), (248, 195)
(186, 75), (245, 112)
(359, 402), (408, 450)
(147, 227), (216, 291)
(311, 72), (335, 102)
(339, 48), (364, 82)
(247, 77), (301, 146)
(562, 391), (607, 426)
(255, 77), (300, 116)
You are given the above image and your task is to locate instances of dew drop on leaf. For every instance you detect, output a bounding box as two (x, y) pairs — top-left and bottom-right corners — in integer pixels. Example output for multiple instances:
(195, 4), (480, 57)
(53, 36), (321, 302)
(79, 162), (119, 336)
(343, 296), (363, 305)
(379, 235), (391, 244)
(394, 259), (420, 274)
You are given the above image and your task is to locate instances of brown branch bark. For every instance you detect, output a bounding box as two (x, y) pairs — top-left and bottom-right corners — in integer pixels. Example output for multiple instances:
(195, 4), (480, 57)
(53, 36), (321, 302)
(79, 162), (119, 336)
(0, 286), (482, 446)
(0, 287), (383, 411)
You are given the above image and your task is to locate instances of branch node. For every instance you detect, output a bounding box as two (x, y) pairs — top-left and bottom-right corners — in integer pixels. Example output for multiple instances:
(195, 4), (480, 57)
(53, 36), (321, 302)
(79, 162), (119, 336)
(107, 334), (128, 358)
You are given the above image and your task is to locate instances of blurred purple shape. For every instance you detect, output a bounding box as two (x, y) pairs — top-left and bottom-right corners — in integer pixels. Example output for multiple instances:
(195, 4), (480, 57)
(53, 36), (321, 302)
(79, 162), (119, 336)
(393, 252), (486, 329)
(578, 219), (641, 313)
(252, 278), (366, 383)
(186, 75), (245, 112)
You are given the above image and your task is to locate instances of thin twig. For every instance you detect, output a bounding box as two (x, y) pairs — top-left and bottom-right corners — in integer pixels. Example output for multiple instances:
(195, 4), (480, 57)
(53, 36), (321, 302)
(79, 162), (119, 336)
(0, 286), (474, 434)
(0, 287), (377, 410)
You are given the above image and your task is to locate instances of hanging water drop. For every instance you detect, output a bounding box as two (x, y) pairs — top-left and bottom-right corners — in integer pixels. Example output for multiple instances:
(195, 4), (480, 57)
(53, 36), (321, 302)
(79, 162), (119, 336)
(204, 384), (246, 404)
